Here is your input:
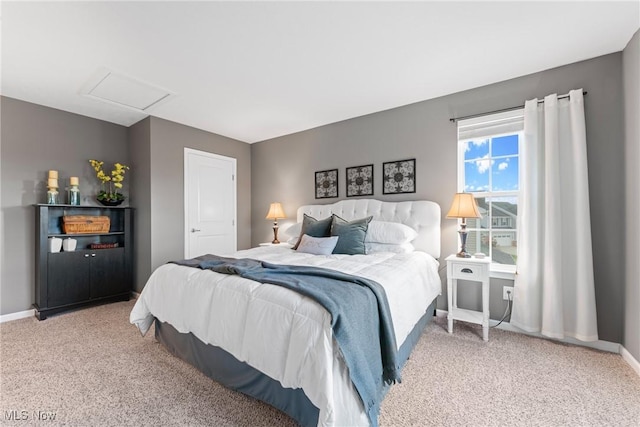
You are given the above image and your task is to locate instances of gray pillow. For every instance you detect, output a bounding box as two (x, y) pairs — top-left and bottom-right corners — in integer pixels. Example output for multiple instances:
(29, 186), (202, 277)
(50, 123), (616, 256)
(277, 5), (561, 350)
(293, 214), (334, 249)
(331, 215), (373, 255)
(296, 234), (339, 255)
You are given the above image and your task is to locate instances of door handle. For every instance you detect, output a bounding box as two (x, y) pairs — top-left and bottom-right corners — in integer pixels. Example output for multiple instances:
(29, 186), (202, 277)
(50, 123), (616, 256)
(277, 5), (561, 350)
(461, 268), (473, 273)
(191, 228), (201, 233)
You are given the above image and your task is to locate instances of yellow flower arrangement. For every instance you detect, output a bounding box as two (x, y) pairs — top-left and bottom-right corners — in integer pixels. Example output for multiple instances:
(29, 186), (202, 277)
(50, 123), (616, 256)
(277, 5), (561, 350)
(89, 160), (130, 203)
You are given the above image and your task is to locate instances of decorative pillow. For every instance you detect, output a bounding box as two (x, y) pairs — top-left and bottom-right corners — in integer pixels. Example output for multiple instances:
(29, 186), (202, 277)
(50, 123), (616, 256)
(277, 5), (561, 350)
(282, 222), (302, 238)
(365, 242), (415, 254)
(287, 235), (300, 245)
(293, 214), (334, 249)
(331, 215), (373, 255)
(296, 234), (339, 255)
(365, 221), (418, 244)
(282, 222), (303, 245)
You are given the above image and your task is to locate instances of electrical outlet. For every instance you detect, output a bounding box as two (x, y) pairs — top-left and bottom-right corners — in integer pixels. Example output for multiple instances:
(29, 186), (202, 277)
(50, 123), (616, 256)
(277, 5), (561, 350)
(503, 286), (514, 300)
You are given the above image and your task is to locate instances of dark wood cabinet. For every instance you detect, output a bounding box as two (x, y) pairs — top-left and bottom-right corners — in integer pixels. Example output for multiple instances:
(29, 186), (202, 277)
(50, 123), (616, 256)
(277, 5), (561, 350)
(90, 248), (127, 299)
(34, 204), (133, 320)
(47, 252), (90, 307)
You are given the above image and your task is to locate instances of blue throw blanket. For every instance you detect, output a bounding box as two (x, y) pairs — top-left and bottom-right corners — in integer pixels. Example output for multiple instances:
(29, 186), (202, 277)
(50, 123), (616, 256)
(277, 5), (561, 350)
(172, 255), (400, 427)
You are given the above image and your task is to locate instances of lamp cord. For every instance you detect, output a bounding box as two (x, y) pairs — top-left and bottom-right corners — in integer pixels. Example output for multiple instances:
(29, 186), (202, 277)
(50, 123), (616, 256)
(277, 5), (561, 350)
(491, 290), (512, 329)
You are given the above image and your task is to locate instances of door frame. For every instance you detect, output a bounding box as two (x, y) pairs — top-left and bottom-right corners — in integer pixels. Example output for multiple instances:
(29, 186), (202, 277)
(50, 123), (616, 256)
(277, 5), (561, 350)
(183, 147), (237, 258)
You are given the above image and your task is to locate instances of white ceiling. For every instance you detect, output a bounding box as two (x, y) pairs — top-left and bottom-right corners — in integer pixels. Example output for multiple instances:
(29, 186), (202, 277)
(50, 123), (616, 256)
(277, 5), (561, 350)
(2, 1), (638, 143)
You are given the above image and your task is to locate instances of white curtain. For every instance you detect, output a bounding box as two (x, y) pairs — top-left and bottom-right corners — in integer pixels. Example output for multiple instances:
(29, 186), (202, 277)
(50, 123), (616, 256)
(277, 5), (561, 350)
(511, 89), (598, 341)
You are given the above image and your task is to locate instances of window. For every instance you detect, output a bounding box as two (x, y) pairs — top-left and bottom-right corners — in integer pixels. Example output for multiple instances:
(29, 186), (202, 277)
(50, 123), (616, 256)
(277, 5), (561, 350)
(457, 109), (523, 271)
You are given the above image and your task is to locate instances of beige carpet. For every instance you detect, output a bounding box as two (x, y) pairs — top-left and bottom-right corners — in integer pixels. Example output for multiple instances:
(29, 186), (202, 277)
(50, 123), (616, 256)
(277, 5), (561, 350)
(1, 300), (639, 426)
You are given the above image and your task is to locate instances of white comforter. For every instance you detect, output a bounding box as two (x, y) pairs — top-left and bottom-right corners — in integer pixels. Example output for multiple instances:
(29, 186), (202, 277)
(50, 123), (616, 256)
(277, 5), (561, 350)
(130, 246), (441, 426)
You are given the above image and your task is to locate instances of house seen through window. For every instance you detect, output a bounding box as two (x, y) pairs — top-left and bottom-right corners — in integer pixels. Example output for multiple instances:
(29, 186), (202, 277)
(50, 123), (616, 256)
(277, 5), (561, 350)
(457, 109), (523, 270)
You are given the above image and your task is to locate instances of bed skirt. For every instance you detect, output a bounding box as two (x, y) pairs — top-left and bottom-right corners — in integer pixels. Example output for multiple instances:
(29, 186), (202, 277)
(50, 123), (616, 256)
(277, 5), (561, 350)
(154, 299), (437, 426)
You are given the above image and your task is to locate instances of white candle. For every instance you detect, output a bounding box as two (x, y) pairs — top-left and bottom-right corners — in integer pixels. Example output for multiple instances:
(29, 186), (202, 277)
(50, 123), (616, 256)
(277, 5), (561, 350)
(69, 176), (79, 186)
(48, 170), (58, 179)
(47, 178), (58, 188)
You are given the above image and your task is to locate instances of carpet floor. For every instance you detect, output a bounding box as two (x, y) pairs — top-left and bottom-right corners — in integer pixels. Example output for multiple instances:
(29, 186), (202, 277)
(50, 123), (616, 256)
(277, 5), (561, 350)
(1, 300), (639, 426)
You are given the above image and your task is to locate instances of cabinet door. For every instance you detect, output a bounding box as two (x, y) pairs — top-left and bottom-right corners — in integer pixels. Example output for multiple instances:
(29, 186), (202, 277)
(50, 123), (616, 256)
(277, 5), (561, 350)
(90, 248), (126, 299)
(47, 252), (90, 307)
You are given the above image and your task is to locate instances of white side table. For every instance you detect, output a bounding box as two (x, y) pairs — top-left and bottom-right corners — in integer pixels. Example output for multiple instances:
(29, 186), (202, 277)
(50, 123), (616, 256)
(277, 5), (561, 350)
(446, 254), (491, 341)
(258, 242), (292, 247)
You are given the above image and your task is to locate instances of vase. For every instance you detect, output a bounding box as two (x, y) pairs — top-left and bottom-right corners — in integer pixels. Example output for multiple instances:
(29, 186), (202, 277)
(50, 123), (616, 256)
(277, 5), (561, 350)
(68, 185), (81, 206)
(62, 238), (77, 252)
(98, 198), (124, 207)
(48, 237), (62, 253)
(47, 189), (59, 204)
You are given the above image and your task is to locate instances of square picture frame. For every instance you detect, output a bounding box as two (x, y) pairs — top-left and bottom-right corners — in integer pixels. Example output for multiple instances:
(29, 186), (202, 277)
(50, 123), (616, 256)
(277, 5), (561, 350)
(383, 158), (416, 194)
(315, 169), (338, 199)
(346, 164), (374, 197)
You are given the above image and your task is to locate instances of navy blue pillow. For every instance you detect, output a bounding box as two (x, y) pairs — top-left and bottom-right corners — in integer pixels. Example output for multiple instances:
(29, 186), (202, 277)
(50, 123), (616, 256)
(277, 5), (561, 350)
(331, 215), (373, 255)
(294, 214), (334, 250)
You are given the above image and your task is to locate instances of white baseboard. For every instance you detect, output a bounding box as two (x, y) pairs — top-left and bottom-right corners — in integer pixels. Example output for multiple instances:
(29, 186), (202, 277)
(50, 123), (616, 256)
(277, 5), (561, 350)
(492, 320), (620, 353)
(1, 294), (138, 324)
(435, 309), (620, 353)
(621, 346), (640, 377)
(0, 309), (35, 323)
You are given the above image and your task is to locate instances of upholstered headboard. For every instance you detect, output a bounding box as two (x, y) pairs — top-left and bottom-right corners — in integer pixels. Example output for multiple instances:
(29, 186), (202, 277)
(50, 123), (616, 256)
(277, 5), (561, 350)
(297, 199), (441, 259)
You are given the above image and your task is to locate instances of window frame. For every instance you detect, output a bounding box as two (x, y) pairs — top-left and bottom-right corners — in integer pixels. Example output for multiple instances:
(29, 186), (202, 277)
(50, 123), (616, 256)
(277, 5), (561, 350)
(456, 110), (523, 278)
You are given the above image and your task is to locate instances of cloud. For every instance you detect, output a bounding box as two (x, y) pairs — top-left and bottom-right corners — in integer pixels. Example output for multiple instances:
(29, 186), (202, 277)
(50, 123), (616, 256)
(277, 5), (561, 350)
(498, 161), (509, 171)
(475, 154), (493, 173)
(463, 139), (488, 152)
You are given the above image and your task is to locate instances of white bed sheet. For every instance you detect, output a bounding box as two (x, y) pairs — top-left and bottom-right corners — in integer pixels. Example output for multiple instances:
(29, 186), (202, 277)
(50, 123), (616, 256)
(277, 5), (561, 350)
(130, 246), (441, 426)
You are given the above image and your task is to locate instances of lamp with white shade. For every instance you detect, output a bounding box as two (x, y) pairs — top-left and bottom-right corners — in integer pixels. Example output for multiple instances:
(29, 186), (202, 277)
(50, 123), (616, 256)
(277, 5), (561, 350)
(265, 202), (286, 244)
(446, 193), (481, 258)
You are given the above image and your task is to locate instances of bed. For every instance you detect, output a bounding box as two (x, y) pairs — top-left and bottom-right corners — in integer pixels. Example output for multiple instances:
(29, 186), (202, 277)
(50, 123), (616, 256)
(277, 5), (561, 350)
(130, 199), (441, 426)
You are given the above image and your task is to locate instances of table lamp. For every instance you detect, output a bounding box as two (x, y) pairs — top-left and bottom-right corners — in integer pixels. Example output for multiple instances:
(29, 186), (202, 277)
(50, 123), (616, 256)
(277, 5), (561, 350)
(265, 202), (286, 244)
(446, 193), (481, 258)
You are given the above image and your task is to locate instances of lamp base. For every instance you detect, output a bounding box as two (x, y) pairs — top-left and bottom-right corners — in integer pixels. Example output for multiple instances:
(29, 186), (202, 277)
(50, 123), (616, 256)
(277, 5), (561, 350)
(456, 225), (471, 258)
(272, 223), (280, 244)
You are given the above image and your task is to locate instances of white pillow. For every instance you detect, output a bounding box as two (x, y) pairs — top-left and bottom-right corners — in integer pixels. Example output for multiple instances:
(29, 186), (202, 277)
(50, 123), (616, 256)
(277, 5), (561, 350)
(282, 222), (303, 245)
(296, 234), (339, 255)
(365, 242), (415, 254)
(365, 221), (418, 244)
(282, 222), (302, 238)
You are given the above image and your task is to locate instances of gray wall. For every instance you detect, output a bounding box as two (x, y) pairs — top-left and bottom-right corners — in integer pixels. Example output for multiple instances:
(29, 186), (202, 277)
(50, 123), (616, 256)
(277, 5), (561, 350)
(251, 53), (626, 343)
(0, 97), (130, 315)
(128, 118), (152, 293)
(623, 30), (639, 361)
(128, 117), (251, 291)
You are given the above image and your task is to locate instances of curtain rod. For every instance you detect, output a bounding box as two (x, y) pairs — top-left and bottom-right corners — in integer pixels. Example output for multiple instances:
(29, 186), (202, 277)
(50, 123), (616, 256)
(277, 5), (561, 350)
(449, 91), (587, 123)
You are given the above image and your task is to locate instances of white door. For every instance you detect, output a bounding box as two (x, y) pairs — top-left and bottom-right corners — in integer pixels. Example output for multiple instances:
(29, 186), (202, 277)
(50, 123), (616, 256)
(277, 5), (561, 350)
(184, 148), (237, 258)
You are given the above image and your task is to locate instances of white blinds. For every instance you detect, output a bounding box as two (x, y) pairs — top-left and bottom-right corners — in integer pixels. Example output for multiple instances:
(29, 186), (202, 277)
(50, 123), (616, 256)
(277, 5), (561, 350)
(457, 108), (524, 140)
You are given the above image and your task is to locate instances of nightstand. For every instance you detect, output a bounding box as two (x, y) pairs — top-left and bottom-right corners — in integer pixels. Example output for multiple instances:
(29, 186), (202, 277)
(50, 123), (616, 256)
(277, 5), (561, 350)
(446, 254), (491, 341)
(259, 242), (292, 247)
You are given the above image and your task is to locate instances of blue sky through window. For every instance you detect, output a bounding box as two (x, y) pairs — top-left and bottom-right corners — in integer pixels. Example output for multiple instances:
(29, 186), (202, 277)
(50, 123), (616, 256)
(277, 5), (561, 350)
(463, 134), (519, 192)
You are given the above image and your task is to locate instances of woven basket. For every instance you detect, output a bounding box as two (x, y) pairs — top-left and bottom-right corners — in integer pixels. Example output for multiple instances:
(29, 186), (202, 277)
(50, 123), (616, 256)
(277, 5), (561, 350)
(62, 215), (110, 234)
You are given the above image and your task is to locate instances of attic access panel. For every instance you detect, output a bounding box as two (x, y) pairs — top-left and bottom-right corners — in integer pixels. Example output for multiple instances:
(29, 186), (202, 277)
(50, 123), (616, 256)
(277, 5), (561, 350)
(83, 69), (173, 111)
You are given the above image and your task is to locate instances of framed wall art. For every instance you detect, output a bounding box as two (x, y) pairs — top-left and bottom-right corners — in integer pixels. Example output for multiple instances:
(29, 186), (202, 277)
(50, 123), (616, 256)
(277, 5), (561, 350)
(315, 169), (338, 199)
(346, 164), (374, 197)
(383, 158), (416, 194)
